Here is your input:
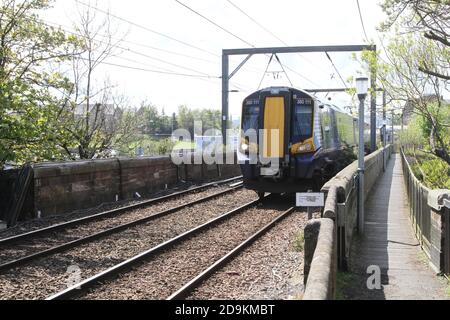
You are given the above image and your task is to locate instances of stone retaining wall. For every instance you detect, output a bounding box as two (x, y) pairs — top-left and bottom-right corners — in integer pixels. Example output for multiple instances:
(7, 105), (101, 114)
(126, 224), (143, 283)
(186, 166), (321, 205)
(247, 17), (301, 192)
(1, 154), (241, 220)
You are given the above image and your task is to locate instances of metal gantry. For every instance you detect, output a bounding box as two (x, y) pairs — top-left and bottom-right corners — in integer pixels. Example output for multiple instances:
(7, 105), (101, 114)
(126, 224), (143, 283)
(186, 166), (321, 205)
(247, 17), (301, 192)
(221, 45), (378, 151)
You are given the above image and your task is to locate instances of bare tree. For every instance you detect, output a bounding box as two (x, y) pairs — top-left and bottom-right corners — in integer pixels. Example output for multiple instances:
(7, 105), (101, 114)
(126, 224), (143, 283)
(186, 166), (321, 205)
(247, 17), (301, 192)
(57, 2), (139, 159)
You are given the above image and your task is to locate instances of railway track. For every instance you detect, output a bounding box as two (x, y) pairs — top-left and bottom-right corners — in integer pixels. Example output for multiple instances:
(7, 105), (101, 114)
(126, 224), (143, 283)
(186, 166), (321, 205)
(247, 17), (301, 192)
(46, 197), (296, 300)
(0, 176), (242, 245)
(0, 182), (257, 300)
(0, 177), (244, 272)
(167, 207), (295, 300)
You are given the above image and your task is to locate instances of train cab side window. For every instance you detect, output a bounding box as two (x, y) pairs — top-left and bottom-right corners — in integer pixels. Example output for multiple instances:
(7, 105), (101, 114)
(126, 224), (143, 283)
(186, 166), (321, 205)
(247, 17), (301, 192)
(293, 104), (313, 142)
(320, 107), (332, 149)
(242, 105), (260, 132)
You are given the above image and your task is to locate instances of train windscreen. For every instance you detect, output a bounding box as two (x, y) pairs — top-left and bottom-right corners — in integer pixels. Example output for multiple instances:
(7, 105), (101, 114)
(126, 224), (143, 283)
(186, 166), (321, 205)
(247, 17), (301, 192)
(242, 105), (260, 132)
(293, 104), (313, 142)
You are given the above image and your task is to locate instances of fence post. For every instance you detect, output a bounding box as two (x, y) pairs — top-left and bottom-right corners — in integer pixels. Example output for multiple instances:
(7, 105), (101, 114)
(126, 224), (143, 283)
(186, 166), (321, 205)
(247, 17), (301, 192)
(444, 200), (450, 275)
(428, 191), (450, 274)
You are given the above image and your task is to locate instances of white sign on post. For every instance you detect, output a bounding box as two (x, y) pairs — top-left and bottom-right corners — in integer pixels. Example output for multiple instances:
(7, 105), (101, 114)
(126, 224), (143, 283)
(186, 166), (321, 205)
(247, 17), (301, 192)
(296, 193), (325, 207)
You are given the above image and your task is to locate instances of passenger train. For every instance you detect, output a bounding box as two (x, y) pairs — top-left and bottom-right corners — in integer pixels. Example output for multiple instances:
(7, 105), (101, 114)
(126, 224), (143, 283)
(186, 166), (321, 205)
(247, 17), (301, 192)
(238, 86), (372, 196)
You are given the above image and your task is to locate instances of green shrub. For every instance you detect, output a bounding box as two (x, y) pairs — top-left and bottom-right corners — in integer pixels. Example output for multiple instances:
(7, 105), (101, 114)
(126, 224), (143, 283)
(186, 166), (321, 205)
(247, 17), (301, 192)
(420, 158), (450, 189)
(157, 139), (176, 155)
(293, 231), (305, 252)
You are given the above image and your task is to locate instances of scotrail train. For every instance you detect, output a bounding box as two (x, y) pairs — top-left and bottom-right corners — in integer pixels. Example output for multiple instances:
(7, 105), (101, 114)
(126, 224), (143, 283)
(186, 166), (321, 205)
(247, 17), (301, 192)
(238, 86), (373, 196)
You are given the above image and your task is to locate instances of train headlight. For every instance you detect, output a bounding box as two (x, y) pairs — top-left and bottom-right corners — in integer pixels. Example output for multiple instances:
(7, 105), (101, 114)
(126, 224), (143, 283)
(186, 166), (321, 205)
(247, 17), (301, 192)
(294, 142), (314, 154)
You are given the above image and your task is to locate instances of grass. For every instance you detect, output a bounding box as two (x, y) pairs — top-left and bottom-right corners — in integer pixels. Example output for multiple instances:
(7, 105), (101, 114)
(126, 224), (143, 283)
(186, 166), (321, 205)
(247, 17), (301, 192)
(417, 250), (429, 266)
(404, 149), (450, 189)
(336, 272), (358, 300)
(293, 231), (304, 252)
(120, 136), (193, 156)
(173, 141), (195, 150)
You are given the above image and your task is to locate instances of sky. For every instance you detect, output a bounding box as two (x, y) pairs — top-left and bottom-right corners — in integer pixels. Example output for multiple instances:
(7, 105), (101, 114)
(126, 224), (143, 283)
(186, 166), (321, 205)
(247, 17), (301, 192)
(41, 0), (387, 119)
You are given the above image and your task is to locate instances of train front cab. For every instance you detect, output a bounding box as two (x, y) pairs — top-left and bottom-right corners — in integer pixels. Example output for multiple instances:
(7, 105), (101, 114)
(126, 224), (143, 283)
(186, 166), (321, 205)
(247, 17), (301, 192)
(239, 88), (321, 194)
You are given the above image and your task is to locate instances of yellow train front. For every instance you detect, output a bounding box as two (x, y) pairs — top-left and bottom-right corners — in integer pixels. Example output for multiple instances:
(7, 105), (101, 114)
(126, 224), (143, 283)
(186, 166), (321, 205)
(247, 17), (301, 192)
(238, 86), (359, 196)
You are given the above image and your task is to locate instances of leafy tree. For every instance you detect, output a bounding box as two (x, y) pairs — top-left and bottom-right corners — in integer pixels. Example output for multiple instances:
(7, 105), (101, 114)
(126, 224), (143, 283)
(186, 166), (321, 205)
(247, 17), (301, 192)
(0, 0), (78, 168)
(137, 103), (174, 135)
(176, 105), (221, 138)
(356, 1), (450, 164)
(177, 105), (195, 137)
(380, 0), (449, 81)
(376, 35), (450, 164)
(399, 115), (427, 150)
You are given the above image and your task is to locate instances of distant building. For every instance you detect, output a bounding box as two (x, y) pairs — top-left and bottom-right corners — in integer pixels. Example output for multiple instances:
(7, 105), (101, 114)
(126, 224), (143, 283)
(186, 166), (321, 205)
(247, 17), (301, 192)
(402, 95), (449, 125)
(194, 135), (239, 152)
(71, 103), (119, 134)
(74, 103), (115, 116)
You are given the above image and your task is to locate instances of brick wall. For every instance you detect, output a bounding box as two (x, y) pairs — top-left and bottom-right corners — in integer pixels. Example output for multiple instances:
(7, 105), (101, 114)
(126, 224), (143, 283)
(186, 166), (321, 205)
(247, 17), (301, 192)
(2, 153), (241, 220)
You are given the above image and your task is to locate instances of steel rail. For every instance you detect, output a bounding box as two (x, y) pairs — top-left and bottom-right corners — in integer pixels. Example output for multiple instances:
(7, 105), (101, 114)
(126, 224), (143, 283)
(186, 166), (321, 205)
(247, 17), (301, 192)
(0, 176), (242, 246)
(167, 207), (296, 300)
(0, 184), (244, 273)
(46, 197), (265, 300)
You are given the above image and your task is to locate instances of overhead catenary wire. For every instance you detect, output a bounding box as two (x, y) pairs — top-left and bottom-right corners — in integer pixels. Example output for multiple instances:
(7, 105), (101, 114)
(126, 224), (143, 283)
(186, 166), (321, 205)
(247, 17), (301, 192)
(63, 2), (267, 78)
(223, 0), (355, 92)
(174, 0), (321, 88)
(71, 55), (220, 78)
(223, 0), (336, 83)
(40, 18), (265, 85)
(274, 54), (293, 87)
(10, 12), (257, 91)
(174, 0), (254, 48)
(1, 7), (218, 65)
(72, 0), (322, 89)
(109, 55), (251, 91)
(224, 0), (286, 46)
(356, 0), (370, 42)
(258, 54), (274, 90)
(325, 52), (349, 89)
(34, 17), (220, 79)
(75, 0), (220, 57)
(0, 6), (221, 80)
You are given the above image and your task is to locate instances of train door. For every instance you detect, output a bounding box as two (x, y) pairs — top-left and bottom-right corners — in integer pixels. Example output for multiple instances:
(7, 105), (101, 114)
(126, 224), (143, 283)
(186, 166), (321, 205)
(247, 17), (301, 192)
(263, 96), (285, 159)
(259, 91), (291, 177)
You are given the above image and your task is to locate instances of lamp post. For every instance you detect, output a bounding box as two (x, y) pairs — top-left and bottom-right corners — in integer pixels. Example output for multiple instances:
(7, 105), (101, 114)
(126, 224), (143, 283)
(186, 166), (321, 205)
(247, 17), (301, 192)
(356, 77), (369, 235)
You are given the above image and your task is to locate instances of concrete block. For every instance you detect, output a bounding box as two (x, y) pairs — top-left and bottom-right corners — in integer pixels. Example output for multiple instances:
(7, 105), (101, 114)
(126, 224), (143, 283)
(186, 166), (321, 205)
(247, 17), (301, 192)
(303, 218), (336, 300)
(304, 219), (321, 284)
(428, 190), (450, 211)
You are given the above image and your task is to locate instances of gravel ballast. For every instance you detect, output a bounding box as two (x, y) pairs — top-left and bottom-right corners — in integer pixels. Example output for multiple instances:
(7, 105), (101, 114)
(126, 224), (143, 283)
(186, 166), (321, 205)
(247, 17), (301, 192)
(76, 203), (290, 300)
(0, 189), (256, 300)
(0, 180), (240, 240)
(0, 185), (238, 263)
(188, 211), (311, 300)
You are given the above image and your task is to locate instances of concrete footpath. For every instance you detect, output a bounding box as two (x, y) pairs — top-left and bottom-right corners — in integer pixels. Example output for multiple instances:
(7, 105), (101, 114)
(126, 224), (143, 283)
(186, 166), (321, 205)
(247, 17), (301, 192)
(345, 154), (449, 300)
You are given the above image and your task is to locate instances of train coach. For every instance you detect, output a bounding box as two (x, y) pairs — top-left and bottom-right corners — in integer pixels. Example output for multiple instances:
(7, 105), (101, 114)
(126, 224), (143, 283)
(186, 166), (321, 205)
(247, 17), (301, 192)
(238, 86), (371, 196)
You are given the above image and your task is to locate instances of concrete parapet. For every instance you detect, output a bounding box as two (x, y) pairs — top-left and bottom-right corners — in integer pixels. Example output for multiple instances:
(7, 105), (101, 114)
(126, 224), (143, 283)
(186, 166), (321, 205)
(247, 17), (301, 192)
(302, 145), (394, 300)
(322, 145), (393, 202)
(320, 145), (393, 269)
(428, 190), (450, 211)
(303, 218), (336, 300)
(323, 186), (338, 220)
